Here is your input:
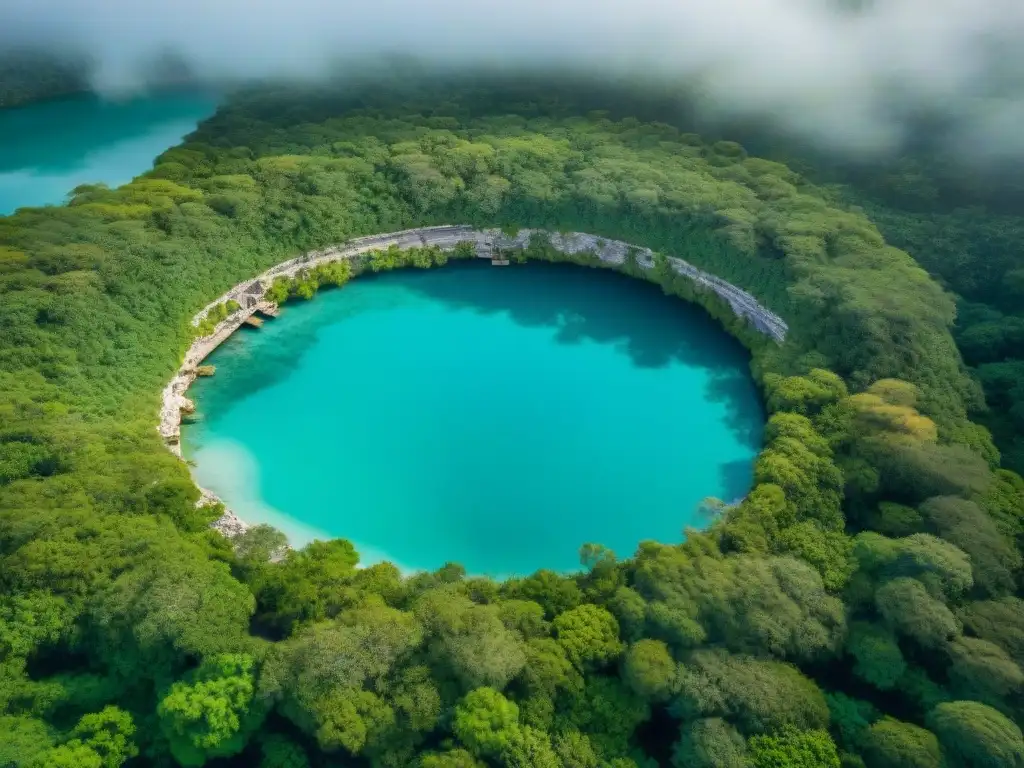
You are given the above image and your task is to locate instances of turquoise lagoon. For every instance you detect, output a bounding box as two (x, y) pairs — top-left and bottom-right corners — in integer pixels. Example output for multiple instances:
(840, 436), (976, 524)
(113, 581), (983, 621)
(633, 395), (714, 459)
(0, 92), (217, 215)
(184, 261), (764, 576)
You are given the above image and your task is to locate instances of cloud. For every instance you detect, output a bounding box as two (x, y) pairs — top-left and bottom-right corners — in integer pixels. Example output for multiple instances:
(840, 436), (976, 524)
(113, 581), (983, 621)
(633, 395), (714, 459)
(3, 0), (1024, 158)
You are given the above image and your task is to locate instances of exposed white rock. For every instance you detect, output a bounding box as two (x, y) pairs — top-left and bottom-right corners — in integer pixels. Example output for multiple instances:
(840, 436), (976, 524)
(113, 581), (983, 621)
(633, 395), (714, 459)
(195, 487), (246, 534)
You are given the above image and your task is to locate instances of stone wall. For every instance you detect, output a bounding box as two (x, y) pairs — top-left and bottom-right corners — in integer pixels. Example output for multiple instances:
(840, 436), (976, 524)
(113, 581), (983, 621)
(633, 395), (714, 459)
(189, 225), (786, 334)
(492, 229), (788, 342)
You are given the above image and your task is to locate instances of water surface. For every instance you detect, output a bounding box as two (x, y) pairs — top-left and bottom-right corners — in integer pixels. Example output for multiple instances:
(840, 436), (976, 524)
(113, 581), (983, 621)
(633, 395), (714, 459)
(0, 92), (217, 215)
(185, 262), (763, 575)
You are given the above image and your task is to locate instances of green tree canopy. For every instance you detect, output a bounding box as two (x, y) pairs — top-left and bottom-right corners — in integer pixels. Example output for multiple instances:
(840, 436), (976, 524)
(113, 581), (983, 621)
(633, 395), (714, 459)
(157, 654), (263, 766)
(672, 717), (749, 768)
(748, 727), (840, 768)
(673, 650), (829, 734)
(553, 730), (600, 768)
(875, 578), (961, 648)
(958, 597), (1024, 666)
(862, 718), (943, 768)
(928, 701), (1024, 768)
(846, 621), (907, 691)
(917, 496), (1020, 596)
(553, 604), (624, 670)
(453, 687), (520, 757)
(414, 588), (527, 691)
(31, 707), (137, 768)
(621, 639), (676, 700)
(500, 725), (560, 768)
(946, 637), (1024, 710)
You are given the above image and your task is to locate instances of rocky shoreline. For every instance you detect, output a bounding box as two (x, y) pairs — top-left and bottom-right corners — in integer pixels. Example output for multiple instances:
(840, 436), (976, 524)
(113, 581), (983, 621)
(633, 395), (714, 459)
(197, 487), (251, 537)
(162, 225), (787, 541)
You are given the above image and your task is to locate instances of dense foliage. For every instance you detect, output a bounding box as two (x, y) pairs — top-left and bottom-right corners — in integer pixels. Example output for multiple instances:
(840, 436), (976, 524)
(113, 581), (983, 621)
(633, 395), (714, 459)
(1, 83), (1022, 767)
(842, 189), (1024, 477)
(0, 51), (88, 108)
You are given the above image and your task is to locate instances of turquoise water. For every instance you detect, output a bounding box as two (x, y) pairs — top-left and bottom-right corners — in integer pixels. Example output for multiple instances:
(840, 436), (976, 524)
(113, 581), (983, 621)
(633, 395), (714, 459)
(184, 262), (764, 576)
(0, 92), (217, 215)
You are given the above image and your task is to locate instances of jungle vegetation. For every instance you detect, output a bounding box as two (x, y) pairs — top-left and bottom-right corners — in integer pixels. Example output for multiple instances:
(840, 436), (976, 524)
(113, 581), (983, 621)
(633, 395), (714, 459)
(839, 183), (1024, 477)
(0, 82), (1022, 768)
(0, 51), (89, 108)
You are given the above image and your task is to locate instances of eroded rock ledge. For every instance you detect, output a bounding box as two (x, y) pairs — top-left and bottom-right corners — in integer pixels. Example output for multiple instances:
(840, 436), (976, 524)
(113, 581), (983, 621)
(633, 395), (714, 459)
(162, 225), (787, 537)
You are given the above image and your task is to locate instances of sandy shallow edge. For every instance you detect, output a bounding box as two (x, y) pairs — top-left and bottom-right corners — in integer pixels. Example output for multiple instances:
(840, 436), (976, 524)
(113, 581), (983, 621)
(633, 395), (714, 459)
(161, 225), (787, 546)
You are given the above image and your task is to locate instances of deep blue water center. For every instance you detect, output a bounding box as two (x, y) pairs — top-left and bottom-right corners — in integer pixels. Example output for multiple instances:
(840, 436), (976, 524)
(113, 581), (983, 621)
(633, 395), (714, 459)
(184, 262), (764, 575)
(0, 92), (217, 215)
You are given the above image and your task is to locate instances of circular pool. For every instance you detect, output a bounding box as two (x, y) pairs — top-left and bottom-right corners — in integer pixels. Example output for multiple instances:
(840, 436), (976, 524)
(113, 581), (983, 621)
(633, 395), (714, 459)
(183, 260), (763, 575)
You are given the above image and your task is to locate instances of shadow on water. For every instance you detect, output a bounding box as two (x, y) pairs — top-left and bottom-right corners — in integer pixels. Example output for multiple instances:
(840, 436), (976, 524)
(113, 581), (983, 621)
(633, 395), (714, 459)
(190, 260), (765, 450)
(719, 458), (758, 504)
(403, 261), (738, 370)
(400, 261), (765, 449)
(704, 362), (766, 451)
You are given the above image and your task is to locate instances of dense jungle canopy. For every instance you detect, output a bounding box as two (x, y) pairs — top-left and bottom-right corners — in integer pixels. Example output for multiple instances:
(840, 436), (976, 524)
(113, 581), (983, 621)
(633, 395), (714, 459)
(1, 81), (1022, 768)
(0, 51), (89, 108)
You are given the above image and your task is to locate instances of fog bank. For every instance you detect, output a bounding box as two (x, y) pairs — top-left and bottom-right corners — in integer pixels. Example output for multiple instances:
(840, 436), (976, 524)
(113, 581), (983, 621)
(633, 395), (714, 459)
(3, 0), (1023, 159)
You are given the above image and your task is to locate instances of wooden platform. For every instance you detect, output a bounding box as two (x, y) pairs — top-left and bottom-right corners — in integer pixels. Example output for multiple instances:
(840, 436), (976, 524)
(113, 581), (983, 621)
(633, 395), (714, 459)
(491, 258), (510, 266)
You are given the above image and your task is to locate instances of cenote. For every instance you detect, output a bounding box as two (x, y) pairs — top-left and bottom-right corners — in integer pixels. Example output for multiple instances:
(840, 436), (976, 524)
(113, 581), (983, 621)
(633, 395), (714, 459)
(0, 92), (217, 215)
(184, 260), (764, 576)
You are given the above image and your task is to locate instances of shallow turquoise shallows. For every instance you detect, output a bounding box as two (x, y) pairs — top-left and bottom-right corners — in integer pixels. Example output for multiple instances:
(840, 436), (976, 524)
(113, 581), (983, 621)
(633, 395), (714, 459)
(0, 92), (217, 215)
(184, 262), (764, 576)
